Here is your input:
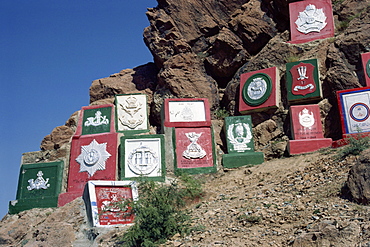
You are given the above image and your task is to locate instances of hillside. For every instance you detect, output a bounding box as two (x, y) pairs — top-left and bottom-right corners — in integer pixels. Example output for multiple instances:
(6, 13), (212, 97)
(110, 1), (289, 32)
(2, 0), (370, 246)
(1, 147), (369, 246)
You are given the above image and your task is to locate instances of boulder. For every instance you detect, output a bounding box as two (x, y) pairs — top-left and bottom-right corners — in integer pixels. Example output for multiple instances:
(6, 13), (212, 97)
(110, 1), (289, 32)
(343, 148), (370, 205)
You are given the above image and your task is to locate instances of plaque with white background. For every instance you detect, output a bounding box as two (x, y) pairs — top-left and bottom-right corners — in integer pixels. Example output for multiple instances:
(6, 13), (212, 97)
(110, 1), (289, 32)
(164, 98), (211, 127)
(115, 94), (149, 133)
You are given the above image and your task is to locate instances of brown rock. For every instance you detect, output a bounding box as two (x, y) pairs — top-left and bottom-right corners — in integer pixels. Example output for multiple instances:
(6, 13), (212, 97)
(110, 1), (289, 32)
(40, 125), (74, 151)
(89, 62), (158, 105)
(157, 53), (219, 111)
(343, 148), (370, 205)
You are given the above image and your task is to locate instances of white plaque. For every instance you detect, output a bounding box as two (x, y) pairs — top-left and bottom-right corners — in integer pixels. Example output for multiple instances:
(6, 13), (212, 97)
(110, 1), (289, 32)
(342, 91), (370, 134)
(168, 101), (206, 122)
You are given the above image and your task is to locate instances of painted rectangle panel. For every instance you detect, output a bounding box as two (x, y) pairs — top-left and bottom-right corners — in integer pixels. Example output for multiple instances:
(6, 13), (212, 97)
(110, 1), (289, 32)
(361, 52), (370, 87)
(74, 104), (115, 136)
(239, 67), (280, 114)
(87, 180), (138, 227)
(290, 104), (324, 140)
(120, 134), (165, 181)
(163, 98), (211, 127)
(67, 133), (118, 193)
(289, 0), (334, 44)
(115, 94), (149, 134)
(337, 87), (370, 134)
(224, 115), (255, 153)
(174, 127), (215, 170)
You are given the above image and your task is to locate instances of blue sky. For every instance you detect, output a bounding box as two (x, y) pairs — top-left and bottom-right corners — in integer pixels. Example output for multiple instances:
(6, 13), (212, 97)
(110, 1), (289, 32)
(0, 0), (156, 217)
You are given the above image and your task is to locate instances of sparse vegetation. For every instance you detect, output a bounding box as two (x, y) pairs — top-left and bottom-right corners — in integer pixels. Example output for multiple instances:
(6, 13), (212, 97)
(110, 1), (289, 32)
(214, 107), (229, 119)
(117, 174), (203, 247)
(335, 135), (370, 160)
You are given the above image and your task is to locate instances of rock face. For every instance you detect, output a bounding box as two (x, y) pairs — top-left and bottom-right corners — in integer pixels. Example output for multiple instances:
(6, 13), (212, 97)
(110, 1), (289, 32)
(343, 149), (370, 205)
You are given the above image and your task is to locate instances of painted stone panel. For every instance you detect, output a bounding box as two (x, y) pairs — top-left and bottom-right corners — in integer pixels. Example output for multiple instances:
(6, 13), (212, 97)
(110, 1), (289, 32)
(224, 115), (255, 153)
(361, 52), (370, 87)
(9, 161), (64, 214)
(87, 181), (138, 227)
(115, 94), (149, 134)
(290, 105), (324, 140)
(163, 98), (211, 127)
(239, 67), (280, 114)
(75, 104), (115, 136)
(120, 135), (165, 181)
(289, 0), (334, 44)
(174, 127), (216, 174)
(286, 59), (322, 104)
(67, 133), (118, 193)
(337, 87), (370, 134)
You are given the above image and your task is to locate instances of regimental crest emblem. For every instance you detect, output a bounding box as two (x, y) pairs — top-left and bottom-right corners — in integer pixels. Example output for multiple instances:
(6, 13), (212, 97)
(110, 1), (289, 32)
(127, 142), (159, 175)
(84, 110), (109, 127)
(227, 123), (252, 152)
(242, 73), (272, 106)
(295, 4), (327, 34)
(299, 108), (315, 128)
(27, 171), (50, 191)
(183, 132), (207, 159)
(76, 139), (112, 177)
(350, 103), (370, 122)
(119, 96), (145, 129)
(290, 62), (316, 96)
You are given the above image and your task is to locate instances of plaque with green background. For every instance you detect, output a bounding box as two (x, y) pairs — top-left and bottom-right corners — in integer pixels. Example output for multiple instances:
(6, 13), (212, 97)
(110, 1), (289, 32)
(82, 106), (112, 135)
(222, 116), (264, 169)
(224, 115), (255, 153)
(242, 73), (272, 107)
(286, 59), (322, 104)
(9, 161), (64, 214)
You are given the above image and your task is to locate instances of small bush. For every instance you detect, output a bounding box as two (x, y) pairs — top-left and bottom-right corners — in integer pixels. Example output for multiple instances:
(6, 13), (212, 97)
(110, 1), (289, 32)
(214, 108), (229, 120)
(336, 135), (370, 160)
(117, 175), (203, 247)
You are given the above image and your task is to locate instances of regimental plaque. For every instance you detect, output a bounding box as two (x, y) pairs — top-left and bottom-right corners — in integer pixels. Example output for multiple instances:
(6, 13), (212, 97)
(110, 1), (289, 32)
(67, 133), (118, 192)
(174, 127), (216, 174)
(286, 59), (322, 104)
(9, 161), (64, 214)
(120, 135), (165, 181)
(289, 0), (334, 44)
(163, 98), (211, 128)
(115, 94), (149, 134)
(290, 105), (324, 140)
(239, 67), (280, 114)
(74, 104), (115, 136)
(361, 52), (370, 87)
(87, 181), (138, 227)
(337, 87), (370, 134)
(224, 116), (255, 153)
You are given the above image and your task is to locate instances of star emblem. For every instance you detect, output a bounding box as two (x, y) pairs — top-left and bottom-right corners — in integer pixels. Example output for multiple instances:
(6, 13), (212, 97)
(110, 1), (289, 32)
(76, 139), (111, 177)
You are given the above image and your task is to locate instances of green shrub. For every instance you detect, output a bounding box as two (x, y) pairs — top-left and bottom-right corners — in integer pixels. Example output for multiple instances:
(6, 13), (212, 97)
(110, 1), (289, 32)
(214, 108), (229, 120)
(117, 175), (203, 247)
(336, 135), (370, 160)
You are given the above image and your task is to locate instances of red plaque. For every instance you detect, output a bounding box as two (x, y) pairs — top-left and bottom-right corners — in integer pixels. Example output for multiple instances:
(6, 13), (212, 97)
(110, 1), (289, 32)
(289, 0), (334, 44)
(290, 104), (324, 140)
(95, 186), (134, 225)
(175, 127), (214, 169)
(67, 133), (118, 192)
(87, 181), (138, 227)
(361, 52), (370, 87)
(239, 67), (280, 114)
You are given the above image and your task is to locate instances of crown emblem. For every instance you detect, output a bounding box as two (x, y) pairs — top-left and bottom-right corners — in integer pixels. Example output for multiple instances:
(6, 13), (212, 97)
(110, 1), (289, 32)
(125, 96), (138, 109)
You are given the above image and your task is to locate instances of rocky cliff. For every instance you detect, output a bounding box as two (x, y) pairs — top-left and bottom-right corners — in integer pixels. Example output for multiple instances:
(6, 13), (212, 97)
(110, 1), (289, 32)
(2, 0), (370, 246)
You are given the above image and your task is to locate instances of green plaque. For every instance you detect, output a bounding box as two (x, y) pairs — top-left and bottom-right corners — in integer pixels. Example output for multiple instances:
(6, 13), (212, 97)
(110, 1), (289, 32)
(242, 73), (272, 106)
(286, 59), (322, 104)
(366, 59), (370, 79)
(82, 106), (112, 135)
(9, 161), (64, 214)
(224, 116), (255, 153)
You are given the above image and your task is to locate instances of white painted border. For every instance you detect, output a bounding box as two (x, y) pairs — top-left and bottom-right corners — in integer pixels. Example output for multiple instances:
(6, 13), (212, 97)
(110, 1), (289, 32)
(87, 180), (138, 227)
